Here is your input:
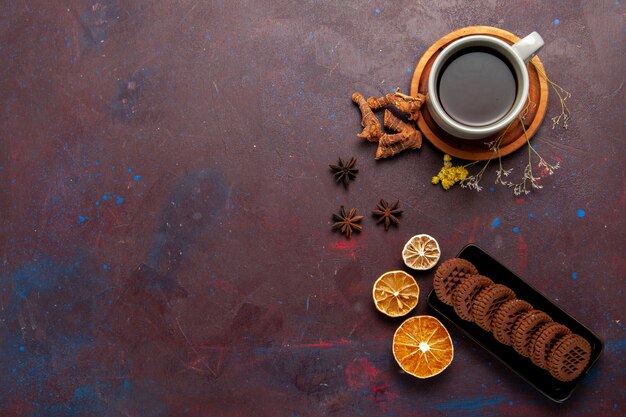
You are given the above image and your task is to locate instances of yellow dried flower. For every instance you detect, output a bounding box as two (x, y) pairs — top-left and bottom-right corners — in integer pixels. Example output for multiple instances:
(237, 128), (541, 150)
(432, 154), (468, 190)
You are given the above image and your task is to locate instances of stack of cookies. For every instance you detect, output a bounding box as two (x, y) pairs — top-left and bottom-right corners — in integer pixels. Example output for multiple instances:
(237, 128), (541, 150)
(433, 258), (592, 382)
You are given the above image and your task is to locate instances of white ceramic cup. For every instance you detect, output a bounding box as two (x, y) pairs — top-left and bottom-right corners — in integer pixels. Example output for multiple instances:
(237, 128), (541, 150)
(427, 32), (544, 140)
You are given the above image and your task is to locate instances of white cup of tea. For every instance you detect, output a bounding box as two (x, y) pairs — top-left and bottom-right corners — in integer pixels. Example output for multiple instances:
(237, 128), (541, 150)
(427, 32), (544, 140)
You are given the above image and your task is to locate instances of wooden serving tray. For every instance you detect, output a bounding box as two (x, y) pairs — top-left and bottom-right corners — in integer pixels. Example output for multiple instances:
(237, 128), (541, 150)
(410, 26), (549, 161)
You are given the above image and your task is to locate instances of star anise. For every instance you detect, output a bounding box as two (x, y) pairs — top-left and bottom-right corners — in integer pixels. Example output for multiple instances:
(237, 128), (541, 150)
(332, 206), (364, 238)
(329, 157), (358, 188)
(372, 199), (403, 231)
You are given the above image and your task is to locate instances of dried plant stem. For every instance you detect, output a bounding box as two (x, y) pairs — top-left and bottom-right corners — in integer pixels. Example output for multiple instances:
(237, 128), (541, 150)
(458, 96), (559, 195)
(535, 65), (572, 129)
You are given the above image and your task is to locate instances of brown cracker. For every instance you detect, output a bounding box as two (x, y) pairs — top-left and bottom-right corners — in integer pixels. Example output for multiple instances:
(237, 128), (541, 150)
(530, 322), (572, 369)
(452, 275), (493, 322)
(433, 258), (479, 306)
(471, 284), (516, 331)
(491, 299), (533, 346)
(512, 310), (552, 357)
(548, 333), (592, 382)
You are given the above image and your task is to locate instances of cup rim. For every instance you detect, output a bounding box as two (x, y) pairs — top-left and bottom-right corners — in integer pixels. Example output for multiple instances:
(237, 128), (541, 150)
(427, 35), (530, 138)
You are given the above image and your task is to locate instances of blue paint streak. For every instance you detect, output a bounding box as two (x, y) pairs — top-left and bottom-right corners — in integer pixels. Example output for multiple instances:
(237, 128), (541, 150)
(435, 395), (506, 415)
(492, 218), (500, 228)
(606, 338), (626, 352)
(133, 174), (142, 181)
(1, 256), (111, 411)
(78, 216), (87, 224)
(329, 114), (336, 120)
(72, 385), (97, 402)
(529, 212), (534, 218)
(513, 227), (519, 233)
(116, 197), (124, 205)
(489, 186), (495, 192)
(571, 272), (577, 280)
(103, 264), (110, 270)
(577, 209), (586, 218)
(375, 8), (381, 14)
(554, 19), (560, 25)
(230, 204), (235, 209)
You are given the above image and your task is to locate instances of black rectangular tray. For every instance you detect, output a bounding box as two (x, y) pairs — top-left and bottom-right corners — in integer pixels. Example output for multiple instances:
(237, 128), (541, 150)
(427, 244), (603, 403)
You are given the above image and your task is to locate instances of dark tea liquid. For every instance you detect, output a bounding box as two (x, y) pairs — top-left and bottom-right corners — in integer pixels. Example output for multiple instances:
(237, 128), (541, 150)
(437, 47), (517, 127)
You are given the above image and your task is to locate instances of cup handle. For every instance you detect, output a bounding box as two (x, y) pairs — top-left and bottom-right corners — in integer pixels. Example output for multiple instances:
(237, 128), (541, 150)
(511, 32), (545, 63)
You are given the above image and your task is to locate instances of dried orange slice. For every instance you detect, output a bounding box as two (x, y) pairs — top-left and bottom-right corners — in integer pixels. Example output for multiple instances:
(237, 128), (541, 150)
(402, 234), (441, 270)
(372, 270), (419, 317)
(392, 315), (454, 379)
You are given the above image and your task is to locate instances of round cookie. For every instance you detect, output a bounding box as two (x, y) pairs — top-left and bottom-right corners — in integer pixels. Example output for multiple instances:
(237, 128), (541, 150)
(471, 284), (516, 331)
(548, 333), (592, 382)
(433, 258), (479, 305)
(491, 299), (533, 345)
(530, 322), (572, 369)
(452, 275), (493, 322)
(512, 310), (552, 357)
(526, 322), (554, 364)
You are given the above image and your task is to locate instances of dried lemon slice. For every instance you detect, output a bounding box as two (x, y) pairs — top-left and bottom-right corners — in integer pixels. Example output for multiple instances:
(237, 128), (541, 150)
(392, 315), (454, 379)
(402, 234), (441, 270)
(372, 270), (419, 317)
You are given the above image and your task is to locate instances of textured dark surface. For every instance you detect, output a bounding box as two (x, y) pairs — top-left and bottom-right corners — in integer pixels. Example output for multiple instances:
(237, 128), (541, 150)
(1, 1), (624, 416)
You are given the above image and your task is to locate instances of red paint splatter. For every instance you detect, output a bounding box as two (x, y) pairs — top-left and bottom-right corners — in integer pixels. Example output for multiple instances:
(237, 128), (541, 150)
(467, 216), (482, 242)
(329, 239), (359, 259)
(286, 338), (351, 348)
(515, 197), (525, 204)
(344, 357), (398, 403)
(331, 241), (347, 250)
(344, 357), (381, 389)
(546, 148), (562, 163)
(330, 240), (357, 251)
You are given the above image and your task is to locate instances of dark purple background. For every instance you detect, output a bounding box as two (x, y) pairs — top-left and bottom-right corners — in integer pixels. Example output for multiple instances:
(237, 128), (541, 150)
(1, 1), (624, 416)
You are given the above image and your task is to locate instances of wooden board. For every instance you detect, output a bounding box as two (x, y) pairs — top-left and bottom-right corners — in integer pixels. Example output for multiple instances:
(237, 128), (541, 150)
(410, 26), (549, 161)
